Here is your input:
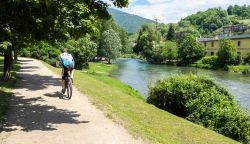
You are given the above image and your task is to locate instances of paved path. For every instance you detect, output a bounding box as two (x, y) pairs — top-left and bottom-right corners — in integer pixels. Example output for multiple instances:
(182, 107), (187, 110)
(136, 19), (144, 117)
(0, 58), (143, 144)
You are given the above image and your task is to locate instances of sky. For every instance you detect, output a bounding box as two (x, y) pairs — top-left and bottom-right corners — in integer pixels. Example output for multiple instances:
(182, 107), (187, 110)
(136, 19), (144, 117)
(108, 0), (250, 23)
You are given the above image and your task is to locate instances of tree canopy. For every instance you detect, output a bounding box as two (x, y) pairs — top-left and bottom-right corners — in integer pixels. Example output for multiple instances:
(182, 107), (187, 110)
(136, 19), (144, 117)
(178, 34), (206, 65)
(0, 0), (128, 80)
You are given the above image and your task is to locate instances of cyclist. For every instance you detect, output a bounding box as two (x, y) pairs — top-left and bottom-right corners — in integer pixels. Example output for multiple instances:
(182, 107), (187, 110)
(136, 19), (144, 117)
(58, 48), (75, 94)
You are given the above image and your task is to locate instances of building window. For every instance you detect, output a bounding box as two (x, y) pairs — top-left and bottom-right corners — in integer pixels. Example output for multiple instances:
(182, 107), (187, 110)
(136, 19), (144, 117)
(204, 42), (207, 47)
(211, 52), (214, 56)
(237, 41), (241, 47)
(211, 41), (214, 47)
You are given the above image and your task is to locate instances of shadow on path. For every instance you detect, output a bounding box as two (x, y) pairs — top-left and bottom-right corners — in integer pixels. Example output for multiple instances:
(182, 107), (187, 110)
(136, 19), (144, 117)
(0, 58), (90, 133)
(0, 96), (89, 132)
(44, 92), (65, 100)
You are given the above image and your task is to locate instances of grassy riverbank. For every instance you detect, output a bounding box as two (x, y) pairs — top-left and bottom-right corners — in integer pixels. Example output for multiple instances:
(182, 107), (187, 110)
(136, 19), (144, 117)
(43, 61), (238, 144)
(0, 57), (20, 121)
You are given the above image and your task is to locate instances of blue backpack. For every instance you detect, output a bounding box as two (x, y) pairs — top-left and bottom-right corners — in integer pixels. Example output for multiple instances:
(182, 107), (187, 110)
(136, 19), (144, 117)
(62, 58), (73, 68)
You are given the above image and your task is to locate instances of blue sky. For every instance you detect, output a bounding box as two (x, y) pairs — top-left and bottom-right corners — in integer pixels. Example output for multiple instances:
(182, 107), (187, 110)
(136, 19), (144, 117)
(108, 0), (250, 23)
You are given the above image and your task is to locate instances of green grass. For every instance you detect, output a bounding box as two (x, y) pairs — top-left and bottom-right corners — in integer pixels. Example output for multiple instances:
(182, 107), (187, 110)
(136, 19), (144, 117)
(0, 57), (20, 121)
(43, 61), (238, 144)
(239, 19), (250, 25)
(227, 65), (250, 75)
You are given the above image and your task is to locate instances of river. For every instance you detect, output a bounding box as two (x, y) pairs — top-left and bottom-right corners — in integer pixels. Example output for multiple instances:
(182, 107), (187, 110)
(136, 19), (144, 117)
(111, 58), (250, 112)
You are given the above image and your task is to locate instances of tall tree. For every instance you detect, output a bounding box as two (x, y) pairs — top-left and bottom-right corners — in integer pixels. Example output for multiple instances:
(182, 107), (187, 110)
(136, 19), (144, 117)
(99, 29), (122, 64)
(0, 0), (128, 80)
(178, 34), (206, 65)
(227, 5), (233, 15)
(166, 24), (176, 41)
(217, 39), (239, 67)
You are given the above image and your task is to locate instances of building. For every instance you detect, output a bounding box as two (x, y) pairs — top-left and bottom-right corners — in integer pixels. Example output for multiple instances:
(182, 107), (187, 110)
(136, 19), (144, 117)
(222, 25), (249, 36)
(197, 35), (250, 58)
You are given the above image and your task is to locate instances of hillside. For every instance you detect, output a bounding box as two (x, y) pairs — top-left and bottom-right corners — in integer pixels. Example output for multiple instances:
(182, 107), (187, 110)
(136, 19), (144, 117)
(108, 8), (155, 33)
(177, 5), (250, 37)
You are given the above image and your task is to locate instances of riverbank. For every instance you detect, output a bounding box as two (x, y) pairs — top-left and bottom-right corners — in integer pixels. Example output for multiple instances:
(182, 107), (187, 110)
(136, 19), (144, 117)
(43, 60), (238, 143)
(0, 57), (20, 121)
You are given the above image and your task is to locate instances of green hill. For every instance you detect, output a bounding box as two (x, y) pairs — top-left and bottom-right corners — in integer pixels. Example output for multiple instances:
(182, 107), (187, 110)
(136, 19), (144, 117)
(108, 8), (155, 33)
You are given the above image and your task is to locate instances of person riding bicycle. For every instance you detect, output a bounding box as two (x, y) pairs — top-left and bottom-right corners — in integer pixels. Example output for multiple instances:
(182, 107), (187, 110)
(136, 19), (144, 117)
(58, 48), (75, 94)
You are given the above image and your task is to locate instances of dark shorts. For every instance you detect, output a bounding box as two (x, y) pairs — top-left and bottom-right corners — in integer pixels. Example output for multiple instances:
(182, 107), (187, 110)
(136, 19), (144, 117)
(62, 63), (74, 80)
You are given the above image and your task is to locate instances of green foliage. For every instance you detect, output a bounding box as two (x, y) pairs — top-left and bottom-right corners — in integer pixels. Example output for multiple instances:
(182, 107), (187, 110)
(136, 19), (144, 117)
(229, 5), (250, 18)
(147, 74), (250, 143)
(60, 35), (97, 69)
(217, 39), (239, 67)
(178, 8), (230, 36)
(178, 34), (206, 65)
(148, 41), (177, 63)
(227, 65), (250, 75)
(133, 24), (161, 59)
(227, 6), (234, 15)
(20, 41), (60, 66)
(201, 56), (219, 66)
(191, 56), (219, 69)
(166, 24), (176, 41)
(244, 52), (250, 64)
(107, 8), (155, 33)
(97, 19), (130, 55)
(99, 29), (122, 63)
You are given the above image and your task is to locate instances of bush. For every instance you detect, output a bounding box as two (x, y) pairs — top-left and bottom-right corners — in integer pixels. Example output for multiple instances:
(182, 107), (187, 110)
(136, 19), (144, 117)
(191, 56), (218, 70)
(244, 52), (250, 64)
(227, 65), (250, 75)
(147, 74), (250, 143)
(201, 56), (218, 66)
(20, 41), (60, 63)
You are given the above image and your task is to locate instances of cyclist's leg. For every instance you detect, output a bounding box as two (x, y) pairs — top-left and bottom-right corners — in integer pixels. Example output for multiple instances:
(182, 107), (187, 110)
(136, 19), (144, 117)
(69, 63), (74, 81)
(62, 67), (67, 93)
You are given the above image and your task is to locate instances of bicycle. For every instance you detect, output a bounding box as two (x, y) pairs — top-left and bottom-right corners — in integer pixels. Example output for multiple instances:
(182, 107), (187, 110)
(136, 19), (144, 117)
(64, 69), (73, 99)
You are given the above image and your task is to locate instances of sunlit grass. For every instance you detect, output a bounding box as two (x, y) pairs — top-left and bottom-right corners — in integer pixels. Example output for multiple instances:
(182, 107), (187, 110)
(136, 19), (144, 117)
(43, 61), (238, 144)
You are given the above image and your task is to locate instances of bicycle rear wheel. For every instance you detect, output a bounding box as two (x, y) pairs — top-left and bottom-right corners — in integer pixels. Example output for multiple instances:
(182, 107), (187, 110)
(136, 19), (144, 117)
(66, 78), (72, 99)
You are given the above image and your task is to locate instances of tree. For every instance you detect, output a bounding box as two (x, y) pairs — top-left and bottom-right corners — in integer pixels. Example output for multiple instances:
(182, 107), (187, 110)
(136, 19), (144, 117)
(97, 19), (129, 57)
(133, 24), (161, 56)
(178, 34), (206, 65)
(0, 0), (128, 80)
(227, 5), (233, 15)
(61, 35), (97, 69)
(99, 29), (122, 64)
(166, 24), (176, 41)
(217, 39), (238, 67)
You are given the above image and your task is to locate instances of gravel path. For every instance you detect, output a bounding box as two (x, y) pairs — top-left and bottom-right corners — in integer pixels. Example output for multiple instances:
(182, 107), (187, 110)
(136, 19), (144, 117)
(0, 58), (143, 144)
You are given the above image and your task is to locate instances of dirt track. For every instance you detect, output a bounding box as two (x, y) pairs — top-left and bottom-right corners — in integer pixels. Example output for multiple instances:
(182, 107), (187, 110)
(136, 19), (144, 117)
(0, 58), (143, 144)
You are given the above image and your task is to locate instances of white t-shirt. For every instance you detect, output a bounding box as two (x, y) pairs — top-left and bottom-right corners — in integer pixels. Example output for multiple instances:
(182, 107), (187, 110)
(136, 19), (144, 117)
(59, 52), (73, 61)
(59, 52), (74, 67)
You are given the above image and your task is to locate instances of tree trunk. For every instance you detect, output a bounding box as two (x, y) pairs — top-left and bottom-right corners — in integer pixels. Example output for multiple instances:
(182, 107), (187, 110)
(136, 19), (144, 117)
(2, 49), (13, 81)
(14, 49), (18, 63)
(108, 58), (111, 64)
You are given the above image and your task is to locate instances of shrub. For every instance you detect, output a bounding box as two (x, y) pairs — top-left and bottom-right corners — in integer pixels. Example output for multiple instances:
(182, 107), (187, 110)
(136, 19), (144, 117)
(227, 65), (250, 75)
(147, 74), (250, 143)
(201, 56), (218, 66)
(244, 52), (250, 64)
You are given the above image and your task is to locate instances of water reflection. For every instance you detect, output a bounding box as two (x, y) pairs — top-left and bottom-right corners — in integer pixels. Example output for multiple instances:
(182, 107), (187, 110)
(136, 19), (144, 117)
(111, 58), (250, 112)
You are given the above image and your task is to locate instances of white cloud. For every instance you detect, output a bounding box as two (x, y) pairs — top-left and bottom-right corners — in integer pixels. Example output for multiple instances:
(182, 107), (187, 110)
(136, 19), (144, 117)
(115, 0), (250, 23)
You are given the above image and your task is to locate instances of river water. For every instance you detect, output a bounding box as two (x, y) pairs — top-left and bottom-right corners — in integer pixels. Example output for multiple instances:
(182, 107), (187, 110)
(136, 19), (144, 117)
(111, 58), (250, 112)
